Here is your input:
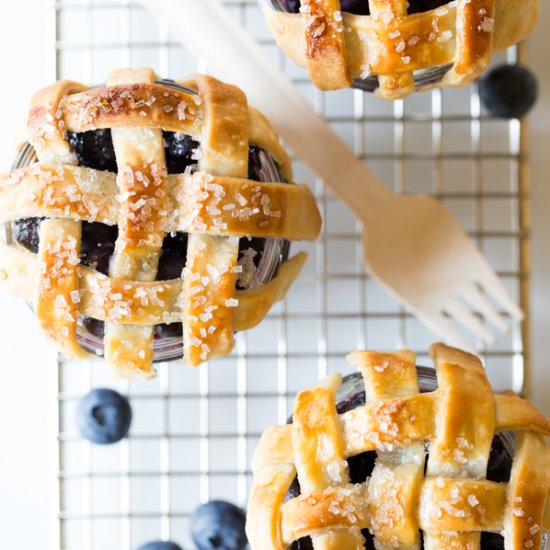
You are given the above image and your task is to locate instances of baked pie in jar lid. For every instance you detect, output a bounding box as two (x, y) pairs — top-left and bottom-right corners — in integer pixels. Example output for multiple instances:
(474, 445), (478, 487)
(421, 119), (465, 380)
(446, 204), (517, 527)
(0, 68), (321, 378)
(263, 0), (540, 98)
(247, 343), (550, 549)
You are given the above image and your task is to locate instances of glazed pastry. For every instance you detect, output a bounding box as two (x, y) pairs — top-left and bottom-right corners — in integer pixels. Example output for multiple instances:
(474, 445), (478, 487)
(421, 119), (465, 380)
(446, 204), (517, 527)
(0, 68), (321, 377)
(247, 343), (550, 549)
(263, 0), (540, 98)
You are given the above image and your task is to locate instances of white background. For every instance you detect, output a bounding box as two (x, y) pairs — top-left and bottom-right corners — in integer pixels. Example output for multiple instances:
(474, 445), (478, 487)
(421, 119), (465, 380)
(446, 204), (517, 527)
(0, 1), (548, 547)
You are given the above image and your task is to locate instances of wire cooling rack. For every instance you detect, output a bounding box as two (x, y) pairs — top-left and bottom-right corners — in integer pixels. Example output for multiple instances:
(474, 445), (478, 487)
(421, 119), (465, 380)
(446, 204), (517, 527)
(50, 0), (532, 548)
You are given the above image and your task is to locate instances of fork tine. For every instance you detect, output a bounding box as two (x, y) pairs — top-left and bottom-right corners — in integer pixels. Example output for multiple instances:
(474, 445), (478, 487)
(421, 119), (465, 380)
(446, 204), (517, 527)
(417, 310), (473, 352)
(476, 260), (523, 321)
(444, 299), (497, 346)
(460, 285), (510, 334)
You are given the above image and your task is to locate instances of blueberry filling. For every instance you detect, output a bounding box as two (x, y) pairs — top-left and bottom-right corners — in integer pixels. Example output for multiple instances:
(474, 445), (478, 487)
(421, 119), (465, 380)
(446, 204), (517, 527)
(12, 126), (290, 353)
(68, 129), (118, 172)
(286, 371), (512, 550)
(274, 0), (449, 17)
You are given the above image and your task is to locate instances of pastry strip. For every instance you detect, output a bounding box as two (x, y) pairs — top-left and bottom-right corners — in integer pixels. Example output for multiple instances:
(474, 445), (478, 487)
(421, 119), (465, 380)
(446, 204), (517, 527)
(180, 75), (248, 366)
(0, 166), (321, 240)
(29, 81), (89, 358)
(104, 68), (168, 377)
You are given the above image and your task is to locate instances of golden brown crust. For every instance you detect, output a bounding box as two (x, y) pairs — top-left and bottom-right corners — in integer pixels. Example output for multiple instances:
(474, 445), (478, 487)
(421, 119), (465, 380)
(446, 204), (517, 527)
(36, 219), (90, 359)
(103, 68), (167, 377)
(181, 74), (248, 366)
(0, 244), (308, 331)
(301, 0), (352, 90)
(1, 68), (321, 375)
(61, 83), (202, 135)
(264, 0), (539, 98)
(0, 167), (321, 240)
(247, 344), (550, 549)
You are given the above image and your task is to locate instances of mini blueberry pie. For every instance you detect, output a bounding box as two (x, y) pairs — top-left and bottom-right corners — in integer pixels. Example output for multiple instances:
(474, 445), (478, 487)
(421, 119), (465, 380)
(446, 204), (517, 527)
(263, 0), (540, 98)
(0, 68), (321, 377)
(247, 343), (550, 549)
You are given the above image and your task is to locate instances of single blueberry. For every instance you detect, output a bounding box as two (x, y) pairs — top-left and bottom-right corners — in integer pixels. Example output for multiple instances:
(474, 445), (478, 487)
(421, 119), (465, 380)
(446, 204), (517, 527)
(480, 64), (538, 119)
(68, 129), (117, 172)
(12, 217), (43, 253)
(76, 388), (132, 445)
(137, 541), (183, 550)
(191, 500), (247, 550)
(163, 131), (200, 174)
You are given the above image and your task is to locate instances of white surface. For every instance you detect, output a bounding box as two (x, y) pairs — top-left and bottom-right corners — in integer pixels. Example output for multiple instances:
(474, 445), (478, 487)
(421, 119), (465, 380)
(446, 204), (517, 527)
(0, 0), (548, 548)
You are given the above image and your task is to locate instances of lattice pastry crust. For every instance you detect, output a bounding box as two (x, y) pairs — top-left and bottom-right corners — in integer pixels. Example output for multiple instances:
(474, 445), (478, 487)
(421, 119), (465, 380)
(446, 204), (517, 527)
(264, 0), (539, 98)
(247, 343), (550, 549)
(0, 68), (321, 377)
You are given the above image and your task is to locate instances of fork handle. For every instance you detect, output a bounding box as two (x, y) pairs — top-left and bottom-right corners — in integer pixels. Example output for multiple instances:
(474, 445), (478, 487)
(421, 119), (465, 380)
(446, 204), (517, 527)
(141, 0), (394, 223)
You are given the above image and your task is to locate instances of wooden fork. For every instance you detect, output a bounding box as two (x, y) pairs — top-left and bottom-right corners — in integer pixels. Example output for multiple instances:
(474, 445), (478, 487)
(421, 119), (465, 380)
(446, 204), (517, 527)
(142, 0), (523, 349)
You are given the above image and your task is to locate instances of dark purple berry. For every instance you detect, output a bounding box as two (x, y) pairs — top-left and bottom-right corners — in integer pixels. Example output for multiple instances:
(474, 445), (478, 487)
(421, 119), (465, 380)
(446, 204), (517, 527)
(275, 0), (447, 16)
(82, 317), (105, 340)
(76, 388), (132, 445)
(80, 222), (117, 275)
(191, 500), (247, 550)
(480, 532), (505, 550)
(163, 131), (200, 174)
(407, 0), (450, 13)
(340, 0), (370, 15)
(13, 217), (43, 253)
(486, 435), (513, 483)
(68, 129), (117, 172)
(157, 232), (188, 280)
(480, 64), (538, 119)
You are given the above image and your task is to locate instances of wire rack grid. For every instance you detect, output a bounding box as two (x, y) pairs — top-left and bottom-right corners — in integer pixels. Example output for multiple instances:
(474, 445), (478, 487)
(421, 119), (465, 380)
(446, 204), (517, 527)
(49, 0), (531, 548)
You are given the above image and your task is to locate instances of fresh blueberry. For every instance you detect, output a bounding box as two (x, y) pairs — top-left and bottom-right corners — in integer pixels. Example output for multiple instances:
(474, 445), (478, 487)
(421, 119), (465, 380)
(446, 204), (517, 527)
(480, 64), (538, 119)
(76, 388), (132, 445)
(137, 542), (183, 550)
(191, 500), (247, 550)
(68, 129), (117, 172)
(163, 131), (200, 174)
(13, 217), (43, 253)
